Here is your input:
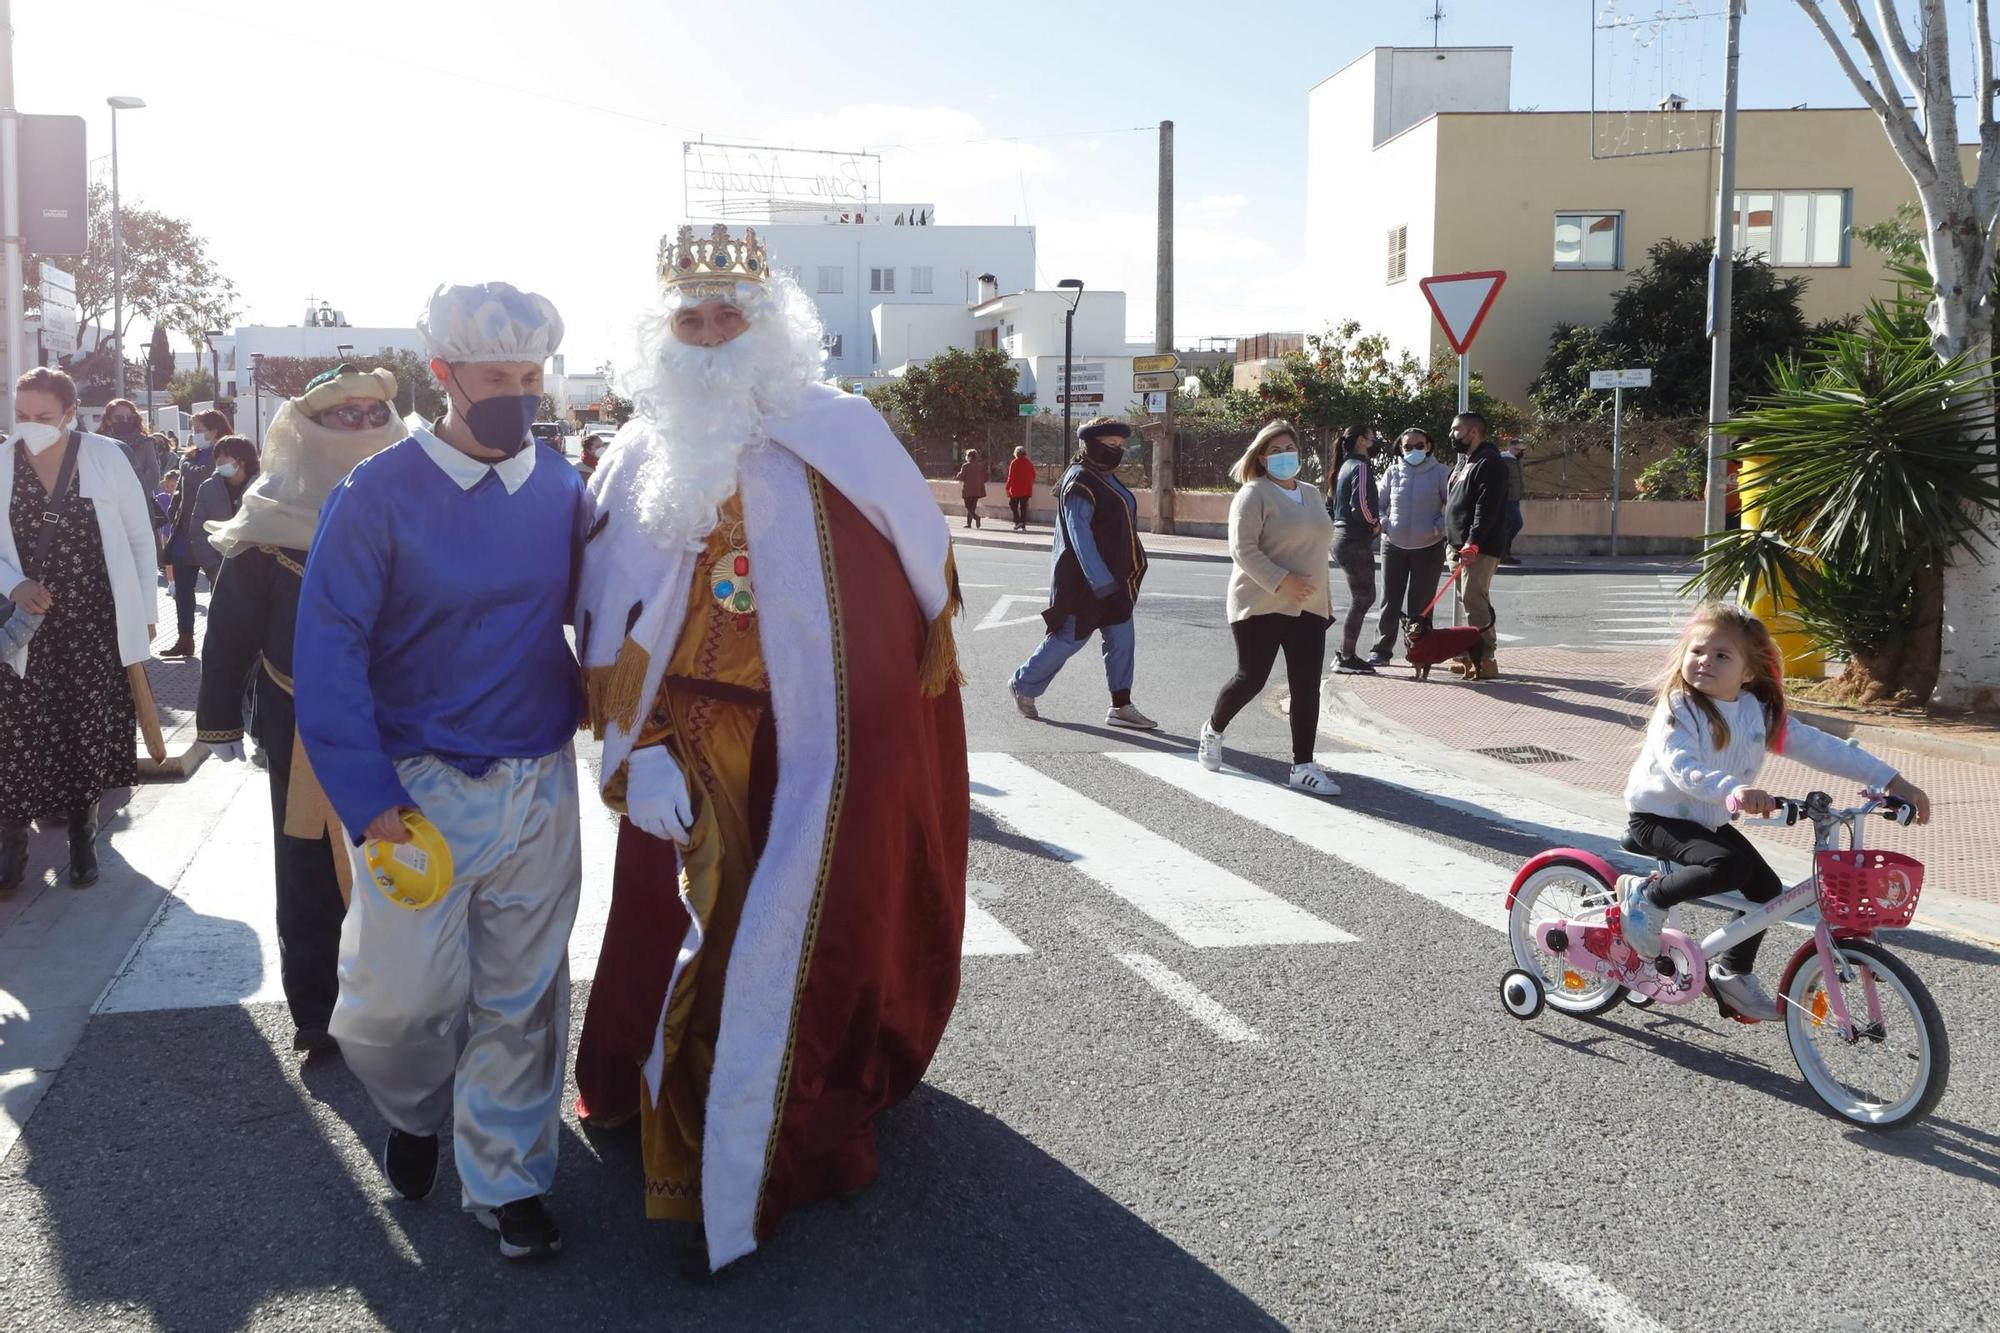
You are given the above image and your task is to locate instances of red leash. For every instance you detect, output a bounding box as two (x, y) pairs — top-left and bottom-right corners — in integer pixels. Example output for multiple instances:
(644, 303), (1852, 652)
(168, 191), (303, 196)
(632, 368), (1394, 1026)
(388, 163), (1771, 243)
(1418, 560), (1469, 620)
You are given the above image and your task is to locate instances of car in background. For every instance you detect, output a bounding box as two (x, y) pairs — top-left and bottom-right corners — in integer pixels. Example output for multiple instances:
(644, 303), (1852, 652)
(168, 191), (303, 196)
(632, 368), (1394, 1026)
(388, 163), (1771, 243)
(530, 422), (567, 454)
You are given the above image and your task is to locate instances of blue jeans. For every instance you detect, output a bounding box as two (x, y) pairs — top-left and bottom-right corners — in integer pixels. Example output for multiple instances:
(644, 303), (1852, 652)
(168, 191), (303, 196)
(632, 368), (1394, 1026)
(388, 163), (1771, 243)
(1011, 616), (1136, 700)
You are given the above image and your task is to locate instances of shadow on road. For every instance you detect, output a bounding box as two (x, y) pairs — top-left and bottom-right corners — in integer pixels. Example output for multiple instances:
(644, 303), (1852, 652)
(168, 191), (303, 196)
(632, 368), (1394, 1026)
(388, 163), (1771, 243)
(3, 985), (1279, 1331)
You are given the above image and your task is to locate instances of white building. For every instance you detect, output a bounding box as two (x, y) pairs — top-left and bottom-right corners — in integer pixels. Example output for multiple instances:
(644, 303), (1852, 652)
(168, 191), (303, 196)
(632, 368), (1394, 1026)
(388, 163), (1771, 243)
(752, 205), (1035, 378)
(871, 278), (1149, 415)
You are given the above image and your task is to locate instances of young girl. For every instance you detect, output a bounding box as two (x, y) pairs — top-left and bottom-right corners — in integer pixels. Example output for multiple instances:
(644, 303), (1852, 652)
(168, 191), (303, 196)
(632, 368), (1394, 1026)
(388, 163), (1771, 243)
(1619, 604), (1930, 1021)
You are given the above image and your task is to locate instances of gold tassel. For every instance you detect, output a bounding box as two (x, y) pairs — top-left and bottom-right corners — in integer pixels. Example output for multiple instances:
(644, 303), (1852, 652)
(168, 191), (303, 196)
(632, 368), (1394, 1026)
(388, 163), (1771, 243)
(919, 549), (968, 698)
(587, 635), (652, 737)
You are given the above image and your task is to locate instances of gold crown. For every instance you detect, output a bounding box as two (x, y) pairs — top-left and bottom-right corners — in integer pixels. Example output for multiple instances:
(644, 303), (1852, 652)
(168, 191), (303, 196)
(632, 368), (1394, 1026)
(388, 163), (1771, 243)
(659, 223), (769, 297)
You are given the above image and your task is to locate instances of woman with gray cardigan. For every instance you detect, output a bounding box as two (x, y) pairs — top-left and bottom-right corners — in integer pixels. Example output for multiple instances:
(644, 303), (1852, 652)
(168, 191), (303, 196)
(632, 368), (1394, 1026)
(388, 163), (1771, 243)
(1368, 426), (1452, 665)
(1199, 420), (1342, 796)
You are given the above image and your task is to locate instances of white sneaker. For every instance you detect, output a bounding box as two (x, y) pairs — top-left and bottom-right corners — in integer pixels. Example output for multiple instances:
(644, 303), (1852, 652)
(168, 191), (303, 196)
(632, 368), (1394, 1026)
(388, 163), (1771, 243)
(1709, 965), (1780, 1022)
(1106, 704), (1160, 731)
(1288, 763), (1341, 796)
(1010, 684), (1039, 719)
(1198, 722), (1225, 771)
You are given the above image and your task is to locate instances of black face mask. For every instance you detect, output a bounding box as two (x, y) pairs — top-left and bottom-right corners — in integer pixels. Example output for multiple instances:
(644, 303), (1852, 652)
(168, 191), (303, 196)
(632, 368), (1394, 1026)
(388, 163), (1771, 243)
(104, 416), (140, 439)
(1084, 438), (1127, 469)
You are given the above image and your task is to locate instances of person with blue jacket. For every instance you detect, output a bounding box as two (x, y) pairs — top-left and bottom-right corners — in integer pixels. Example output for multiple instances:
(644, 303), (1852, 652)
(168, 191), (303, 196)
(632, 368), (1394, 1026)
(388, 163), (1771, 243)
(1008, 417), (1159, 729)
(1368, 427), (1453, 665)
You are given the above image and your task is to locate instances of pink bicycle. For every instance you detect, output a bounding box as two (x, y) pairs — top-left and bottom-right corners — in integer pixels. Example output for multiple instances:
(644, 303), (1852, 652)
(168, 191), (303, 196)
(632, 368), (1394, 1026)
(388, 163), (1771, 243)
(1500, 790), (1948, 1131)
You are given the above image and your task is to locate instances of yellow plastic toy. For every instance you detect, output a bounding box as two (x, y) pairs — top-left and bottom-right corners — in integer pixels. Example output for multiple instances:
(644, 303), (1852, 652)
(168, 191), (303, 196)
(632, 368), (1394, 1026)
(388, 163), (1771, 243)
(365, 812), (454, 910)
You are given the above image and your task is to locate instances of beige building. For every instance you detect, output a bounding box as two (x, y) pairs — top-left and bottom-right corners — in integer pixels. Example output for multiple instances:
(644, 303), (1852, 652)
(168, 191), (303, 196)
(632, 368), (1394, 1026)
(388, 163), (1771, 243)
(1307, 46), (1937, 407)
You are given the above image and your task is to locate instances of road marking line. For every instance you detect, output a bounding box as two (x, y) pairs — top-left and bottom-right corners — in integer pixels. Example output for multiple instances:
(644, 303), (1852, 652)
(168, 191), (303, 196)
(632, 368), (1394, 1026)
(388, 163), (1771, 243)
(1525, 1261), (1675, 1333)
(974, 594), (1050, 632)
(1112, 751), (1513, 933)
(1114, 952), (1259, 1042)
(963, 896), (1032, 956)
(968, 754), (1354, 948)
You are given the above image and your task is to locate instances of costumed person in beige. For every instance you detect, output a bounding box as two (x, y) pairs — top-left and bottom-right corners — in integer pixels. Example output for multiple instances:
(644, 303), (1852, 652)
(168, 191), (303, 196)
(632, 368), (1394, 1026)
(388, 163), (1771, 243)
(195, 364), (406, 1053)
(1198, 419), (1342, 794)
(573, 224), (969, 1278)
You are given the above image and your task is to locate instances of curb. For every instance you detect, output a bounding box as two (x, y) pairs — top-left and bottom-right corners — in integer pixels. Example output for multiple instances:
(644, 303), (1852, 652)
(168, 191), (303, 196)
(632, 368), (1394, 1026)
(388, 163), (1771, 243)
(949, 531), (1231, 564)
(1788, 705), (2000, 770)
(951, 532), (1686, 573)
(1316, 675), (2000, 951)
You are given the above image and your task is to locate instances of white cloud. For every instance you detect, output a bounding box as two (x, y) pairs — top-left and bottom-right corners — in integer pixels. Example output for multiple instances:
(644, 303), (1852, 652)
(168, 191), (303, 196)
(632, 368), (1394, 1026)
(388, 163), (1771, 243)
(1198, 193), (1248, 221)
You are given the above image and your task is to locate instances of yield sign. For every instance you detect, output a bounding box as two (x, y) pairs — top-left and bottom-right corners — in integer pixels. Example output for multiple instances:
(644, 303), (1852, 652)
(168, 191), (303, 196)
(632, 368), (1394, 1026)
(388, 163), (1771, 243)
(1418, 270), (1507, 355)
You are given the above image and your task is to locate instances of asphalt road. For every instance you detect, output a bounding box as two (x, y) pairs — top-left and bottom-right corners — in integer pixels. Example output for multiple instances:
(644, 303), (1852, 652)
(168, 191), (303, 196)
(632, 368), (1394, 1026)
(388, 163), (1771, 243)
(2, 544), (1996, 1332)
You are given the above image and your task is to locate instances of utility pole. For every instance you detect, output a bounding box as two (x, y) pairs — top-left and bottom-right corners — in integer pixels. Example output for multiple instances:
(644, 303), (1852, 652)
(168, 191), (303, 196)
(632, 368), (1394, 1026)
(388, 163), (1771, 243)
(1, 0), (21, 425)
(1701, 0), (1743, 553)
(1152, 119), (1175, 535)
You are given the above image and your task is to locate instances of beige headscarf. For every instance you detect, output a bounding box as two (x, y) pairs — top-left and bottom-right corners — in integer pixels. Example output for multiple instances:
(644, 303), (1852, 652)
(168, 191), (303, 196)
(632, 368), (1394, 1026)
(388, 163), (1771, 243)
(206, 367), (406, 559)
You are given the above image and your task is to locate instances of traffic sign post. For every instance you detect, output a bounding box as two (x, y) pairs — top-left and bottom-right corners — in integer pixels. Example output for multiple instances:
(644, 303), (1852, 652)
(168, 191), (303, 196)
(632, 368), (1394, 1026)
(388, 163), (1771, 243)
(1588, 367), (1653, 556)
(1418, 270), (1507, 414)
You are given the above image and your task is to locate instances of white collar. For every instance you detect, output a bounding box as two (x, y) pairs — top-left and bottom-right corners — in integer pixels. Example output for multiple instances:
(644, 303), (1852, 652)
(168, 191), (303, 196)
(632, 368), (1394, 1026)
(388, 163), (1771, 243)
(413, 423), (538, 494)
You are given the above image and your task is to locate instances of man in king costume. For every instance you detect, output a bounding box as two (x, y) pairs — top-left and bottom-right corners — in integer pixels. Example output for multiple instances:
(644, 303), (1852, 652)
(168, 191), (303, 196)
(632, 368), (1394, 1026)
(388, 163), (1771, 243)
(573, 224), (968, 1277)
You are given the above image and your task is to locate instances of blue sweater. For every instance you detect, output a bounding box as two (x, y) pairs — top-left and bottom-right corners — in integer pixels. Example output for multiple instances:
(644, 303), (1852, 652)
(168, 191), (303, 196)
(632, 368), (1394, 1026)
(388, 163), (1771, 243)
(294, 437), (589, 836)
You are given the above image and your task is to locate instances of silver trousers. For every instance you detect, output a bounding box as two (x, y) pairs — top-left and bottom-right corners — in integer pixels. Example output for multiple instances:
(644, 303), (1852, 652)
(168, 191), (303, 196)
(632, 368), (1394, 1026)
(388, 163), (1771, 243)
(331, 744), (582, 1210)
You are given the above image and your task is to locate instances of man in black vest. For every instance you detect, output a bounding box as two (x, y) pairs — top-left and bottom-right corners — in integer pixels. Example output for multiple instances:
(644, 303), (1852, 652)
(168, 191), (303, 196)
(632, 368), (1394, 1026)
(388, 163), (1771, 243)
(1008, 417), (1158, 729)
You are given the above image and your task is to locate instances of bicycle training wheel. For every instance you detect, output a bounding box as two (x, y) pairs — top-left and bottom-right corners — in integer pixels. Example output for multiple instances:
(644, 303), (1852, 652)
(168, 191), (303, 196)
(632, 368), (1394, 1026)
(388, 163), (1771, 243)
(1508, 858), (1627, 1017)
(1783, 938), (1949, 1132)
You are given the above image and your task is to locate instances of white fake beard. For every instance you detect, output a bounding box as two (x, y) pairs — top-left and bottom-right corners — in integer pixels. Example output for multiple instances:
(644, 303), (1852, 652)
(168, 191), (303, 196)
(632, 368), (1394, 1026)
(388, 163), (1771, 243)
(623, 279), (827, 551)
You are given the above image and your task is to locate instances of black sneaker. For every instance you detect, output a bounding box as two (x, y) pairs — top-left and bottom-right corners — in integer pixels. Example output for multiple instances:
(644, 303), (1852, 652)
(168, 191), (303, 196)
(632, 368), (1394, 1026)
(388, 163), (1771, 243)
(477, 1196), (563, 1261)
(384, 1128), (439, 1201)
(1334, 654), (1377, 675)
(1365, 650), (1392, 668)
(292, 1026), (336, 1054)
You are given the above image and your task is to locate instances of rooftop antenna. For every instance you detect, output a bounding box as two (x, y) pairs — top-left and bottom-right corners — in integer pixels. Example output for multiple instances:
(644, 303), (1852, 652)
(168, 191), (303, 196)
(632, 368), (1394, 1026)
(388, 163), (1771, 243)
(1426, 1), (1445, 48)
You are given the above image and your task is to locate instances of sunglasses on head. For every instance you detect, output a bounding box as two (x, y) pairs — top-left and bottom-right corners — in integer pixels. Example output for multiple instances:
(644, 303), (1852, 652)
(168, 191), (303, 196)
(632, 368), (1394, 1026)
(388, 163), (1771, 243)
(322, 401), (394, 429)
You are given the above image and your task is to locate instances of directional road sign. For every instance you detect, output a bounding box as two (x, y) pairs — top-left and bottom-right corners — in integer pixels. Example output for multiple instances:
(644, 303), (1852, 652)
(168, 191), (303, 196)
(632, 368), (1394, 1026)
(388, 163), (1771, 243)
(1418, 270), (1507, 355)
(1133, 353), (1180, 374)
(1133, 370), (1181, 391)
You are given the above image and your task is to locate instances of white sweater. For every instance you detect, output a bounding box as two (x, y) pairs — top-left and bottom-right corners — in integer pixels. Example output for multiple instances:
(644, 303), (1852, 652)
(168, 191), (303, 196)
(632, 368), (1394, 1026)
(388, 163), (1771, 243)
(1623, 691), (1899, 830)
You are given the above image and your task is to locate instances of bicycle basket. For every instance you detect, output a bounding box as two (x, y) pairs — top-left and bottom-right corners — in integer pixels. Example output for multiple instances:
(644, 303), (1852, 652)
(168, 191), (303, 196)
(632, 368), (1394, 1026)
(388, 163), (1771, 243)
(1815, 850), (1924, 931)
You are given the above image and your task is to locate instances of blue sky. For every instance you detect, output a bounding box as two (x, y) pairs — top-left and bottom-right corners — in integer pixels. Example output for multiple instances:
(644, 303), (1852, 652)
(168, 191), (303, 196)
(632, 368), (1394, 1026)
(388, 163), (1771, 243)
(20, 1), (1946, 371)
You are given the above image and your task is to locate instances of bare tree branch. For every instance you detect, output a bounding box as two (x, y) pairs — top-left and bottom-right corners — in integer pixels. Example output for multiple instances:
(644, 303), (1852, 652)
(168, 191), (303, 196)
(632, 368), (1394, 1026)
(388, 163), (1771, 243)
(1976, 0), (1999, 212)
(1799, 0), (1940, 185)
(1871, 0), (1927, 100)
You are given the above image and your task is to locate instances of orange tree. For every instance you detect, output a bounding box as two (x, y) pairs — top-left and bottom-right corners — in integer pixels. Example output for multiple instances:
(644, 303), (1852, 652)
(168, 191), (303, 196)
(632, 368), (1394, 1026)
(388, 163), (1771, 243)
(867, 346), (1022, 453)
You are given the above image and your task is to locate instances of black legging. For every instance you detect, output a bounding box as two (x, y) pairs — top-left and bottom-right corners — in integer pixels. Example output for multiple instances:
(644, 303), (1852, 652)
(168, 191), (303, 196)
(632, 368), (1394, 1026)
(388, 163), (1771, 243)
(172, 560), (202, 635)
(1009, 496), (1030, 526)
(1624, 813), (1785, 970)
(1333, 531), (1376, 658)
(1209, 611), (1330, 764)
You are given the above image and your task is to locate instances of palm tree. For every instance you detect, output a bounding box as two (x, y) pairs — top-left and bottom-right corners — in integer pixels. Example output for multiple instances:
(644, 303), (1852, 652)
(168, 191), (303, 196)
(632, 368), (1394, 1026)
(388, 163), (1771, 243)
(1687, 302), (2000, 704)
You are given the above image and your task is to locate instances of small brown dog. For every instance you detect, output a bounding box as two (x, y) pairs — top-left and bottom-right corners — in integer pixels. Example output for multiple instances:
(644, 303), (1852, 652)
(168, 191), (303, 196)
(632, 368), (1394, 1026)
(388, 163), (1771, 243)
(1402, 613), (1492, 681)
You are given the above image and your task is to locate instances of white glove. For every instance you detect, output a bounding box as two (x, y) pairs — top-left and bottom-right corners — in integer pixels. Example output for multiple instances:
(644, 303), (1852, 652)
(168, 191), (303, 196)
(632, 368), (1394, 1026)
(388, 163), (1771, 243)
(209, 740), (246, 763)
(626, 745), (693, 845)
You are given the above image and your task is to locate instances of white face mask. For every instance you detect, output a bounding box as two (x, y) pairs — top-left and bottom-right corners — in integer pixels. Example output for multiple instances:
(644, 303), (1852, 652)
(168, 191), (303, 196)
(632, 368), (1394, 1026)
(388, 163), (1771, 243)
(216, 462), (240, 480)
(16, 420), (67, 455)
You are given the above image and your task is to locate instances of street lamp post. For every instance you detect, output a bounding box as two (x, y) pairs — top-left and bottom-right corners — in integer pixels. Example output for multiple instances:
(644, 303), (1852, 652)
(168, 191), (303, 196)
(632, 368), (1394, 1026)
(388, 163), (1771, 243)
(107, 95), (146, 399)
(250, 352), (264, 448)
(1058, 278), (1084, 451)
(204, 329), (223, 407)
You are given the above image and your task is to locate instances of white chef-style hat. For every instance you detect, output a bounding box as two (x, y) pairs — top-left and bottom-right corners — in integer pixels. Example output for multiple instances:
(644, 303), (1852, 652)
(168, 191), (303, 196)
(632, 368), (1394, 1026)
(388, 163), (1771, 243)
(417, 281), (564, 364)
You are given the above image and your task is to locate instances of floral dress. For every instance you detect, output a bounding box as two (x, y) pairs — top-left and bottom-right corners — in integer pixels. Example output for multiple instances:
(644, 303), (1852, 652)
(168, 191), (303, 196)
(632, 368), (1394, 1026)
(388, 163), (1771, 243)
(0, 445), (137, 820)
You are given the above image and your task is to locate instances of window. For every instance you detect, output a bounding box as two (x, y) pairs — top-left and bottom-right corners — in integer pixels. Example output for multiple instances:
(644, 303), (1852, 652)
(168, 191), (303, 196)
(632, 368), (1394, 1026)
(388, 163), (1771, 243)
(817, 266), (843, 294)
(870, 266), (895, 293)
(1733, 190), (1847, 266)
(821, 333), (843, 359)
(911, 265), (934, 294)
(1553, 212), (1622, 269)
(975, 327), (1000, 350)
(1386, 225), (1408, 283)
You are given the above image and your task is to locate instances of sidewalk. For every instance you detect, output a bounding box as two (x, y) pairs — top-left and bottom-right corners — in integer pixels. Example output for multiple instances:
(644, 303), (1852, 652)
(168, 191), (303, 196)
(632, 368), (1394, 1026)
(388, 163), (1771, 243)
(1319, 644), (2000, 943)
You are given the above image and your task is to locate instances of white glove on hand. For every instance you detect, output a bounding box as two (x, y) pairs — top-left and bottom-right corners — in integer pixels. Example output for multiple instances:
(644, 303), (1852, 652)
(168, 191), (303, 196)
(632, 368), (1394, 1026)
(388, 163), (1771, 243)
(626, 745), (694, 845)
(209, 740), (246, 763)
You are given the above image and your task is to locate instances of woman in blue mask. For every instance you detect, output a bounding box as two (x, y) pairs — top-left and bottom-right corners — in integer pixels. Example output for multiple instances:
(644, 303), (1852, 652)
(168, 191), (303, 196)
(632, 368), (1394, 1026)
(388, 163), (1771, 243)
(1199, 419), (1341, 796)
(1367, 426), (1452, 666)
(1326, 423), (1381, 674)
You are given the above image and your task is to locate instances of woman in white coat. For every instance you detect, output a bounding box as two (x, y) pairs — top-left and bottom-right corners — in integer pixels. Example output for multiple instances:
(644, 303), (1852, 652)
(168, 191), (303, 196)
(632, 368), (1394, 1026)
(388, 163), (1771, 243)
(1, 368), (159, 892)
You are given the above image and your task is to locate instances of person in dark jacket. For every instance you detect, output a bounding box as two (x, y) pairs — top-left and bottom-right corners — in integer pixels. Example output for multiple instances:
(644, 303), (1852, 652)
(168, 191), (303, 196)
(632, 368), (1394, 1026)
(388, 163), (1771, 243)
(195, 364), (405, 1053)
(1326, 424), (1380, 673)
(98, 397), (162, 502)
(1444, 411), (1508, 678)
(1499, 437), (1526, 565)
(956, 447), (990, 528)
(1008, 417), (1158, 729)
(189, 435), (259, 583)
(161, 409), (228, 658)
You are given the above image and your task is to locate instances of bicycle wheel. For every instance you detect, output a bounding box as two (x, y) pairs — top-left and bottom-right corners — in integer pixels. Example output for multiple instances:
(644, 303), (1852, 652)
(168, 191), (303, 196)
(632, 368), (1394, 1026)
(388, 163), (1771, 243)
(1508, 858), (1627, 1016)
(1783, 938), (1949, 1131)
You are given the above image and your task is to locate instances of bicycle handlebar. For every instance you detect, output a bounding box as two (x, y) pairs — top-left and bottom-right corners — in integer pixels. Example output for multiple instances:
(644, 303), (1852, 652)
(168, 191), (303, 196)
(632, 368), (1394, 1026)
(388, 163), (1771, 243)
(1733, 791), (1916, 828)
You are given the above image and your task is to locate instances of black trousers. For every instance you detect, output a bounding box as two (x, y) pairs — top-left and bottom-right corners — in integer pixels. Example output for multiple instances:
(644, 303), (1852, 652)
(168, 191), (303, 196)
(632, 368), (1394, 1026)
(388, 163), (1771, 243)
(260, 682), (346, 1032)
(1372, 541), (1449, 658)
(1209, 611), (1330, 764)
(1009, 496), (1030, 526)
(172, 561), (202, 635)
(1624, 813), (1785, 971)
(1332, 532), (1376, 658)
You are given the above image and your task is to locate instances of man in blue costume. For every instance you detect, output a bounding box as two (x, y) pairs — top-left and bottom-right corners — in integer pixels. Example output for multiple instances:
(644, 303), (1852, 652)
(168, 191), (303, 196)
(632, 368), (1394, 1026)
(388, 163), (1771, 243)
(1007, 416), (1159, 729)
(294, 281), (589, 1262)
